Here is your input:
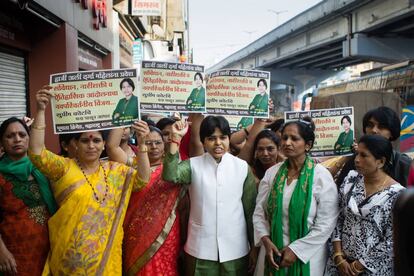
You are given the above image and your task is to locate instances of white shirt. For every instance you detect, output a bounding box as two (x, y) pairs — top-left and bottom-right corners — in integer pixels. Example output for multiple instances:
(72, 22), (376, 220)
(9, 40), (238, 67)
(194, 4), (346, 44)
(253, 162), (339, 276)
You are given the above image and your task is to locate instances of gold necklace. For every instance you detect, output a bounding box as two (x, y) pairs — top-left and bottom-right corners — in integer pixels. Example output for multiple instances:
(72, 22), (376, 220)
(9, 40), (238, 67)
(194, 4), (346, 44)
(378, 176), (389, 192)
(366, 176), (389, 197)
(287, 170), (300, 182)
(76, 159), (109, 203)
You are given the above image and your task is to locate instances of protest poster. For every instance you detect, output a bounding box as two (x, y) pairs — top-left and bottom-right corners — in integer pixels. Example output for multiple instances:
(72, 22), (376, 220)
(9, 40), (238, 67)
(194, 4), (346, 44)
(206, 69), (271, 118)
(140, 61), (205, 113)
(284, 107), (354, 157)
(50, 68), (139, 134)
(224, 116), (254, 132)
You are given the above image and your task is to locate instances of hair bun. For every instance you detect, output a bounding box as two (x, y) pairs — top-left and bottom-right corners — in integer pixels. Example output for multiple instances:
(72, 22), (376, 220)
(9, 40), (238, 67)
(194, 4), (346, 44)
(299, 116), (315, 131)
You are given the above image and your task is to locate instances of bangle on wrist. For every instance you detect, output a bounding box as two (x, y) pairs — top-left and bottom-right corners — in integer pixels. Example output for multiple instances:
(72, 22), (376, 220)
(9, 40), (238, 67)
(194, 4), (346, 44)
(138, 145), (148, 153)
(351, 261), (363, 273)
(31, 125), (46, 130)
(335, 259), (347, 267)
(332, 251), (344, 261)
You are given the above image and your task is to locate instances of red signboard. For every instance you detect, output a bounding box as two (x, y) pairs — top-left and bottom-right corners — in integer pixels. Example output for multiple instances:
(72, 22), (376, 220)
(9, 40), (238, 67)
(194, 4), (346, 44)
(75, 0), (108, 30)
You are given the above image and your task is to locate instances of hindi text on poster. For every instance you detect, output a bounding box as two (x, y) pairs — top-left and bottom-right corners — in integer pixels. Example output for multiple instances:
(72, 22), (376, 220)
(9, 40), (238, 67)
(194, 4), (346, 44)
(50, 68), (139, 134)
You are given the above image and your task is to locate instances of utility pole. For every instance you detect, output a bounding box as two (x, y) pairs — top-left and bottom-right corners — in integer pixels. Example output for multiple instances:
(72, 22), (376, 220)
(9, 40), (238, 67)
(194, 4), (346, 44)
(243, 30), (257, 42)
(268, 9), (288, 26)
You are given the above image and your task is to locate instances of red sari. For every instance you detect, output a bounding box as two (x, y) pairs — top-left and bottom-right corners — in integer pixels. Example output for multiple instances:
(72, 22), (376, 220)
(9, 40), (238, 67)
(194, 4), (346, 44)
(123, 165), (182, 276)
(0, 174), (50, 276)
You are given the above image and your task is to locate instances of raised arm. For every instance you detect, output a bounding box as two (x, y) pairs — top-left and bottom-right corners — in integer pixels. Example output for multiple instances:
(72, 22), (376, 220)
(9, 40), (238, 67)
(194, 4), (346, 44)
(131, 121), (151, 183)
(162, 119), (192, 184)
(28, 85), (68, 181)
(29, 85), (52, 155)
(238, 119), (268, 163)
(188, 113), (204, 157)
(230, 124), (252, 147)
(106, 128), (128, 164)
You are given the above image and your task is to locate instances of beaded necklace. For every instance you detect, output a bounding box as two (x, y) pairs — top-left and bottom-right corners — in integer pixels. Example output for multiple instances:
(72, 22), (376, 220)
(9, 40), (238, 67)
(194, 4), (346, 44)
(76, 159), (109, 203)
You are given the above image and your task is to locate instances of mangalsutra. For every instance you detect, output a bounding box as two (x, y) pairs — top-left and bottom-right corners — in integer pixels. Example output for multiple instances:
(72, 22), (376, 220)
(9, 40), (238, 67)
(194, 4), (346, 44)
(76, 159), (109, 203)
(287, 171), (300, 182)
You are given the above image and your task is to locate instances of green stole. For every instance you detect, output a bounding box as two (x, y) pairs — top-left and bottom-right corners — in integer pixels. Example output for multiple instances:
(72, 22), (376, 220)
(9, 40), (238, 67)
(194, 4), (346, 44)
(267, 156), (315, 276)
(0, 155), (57, 214)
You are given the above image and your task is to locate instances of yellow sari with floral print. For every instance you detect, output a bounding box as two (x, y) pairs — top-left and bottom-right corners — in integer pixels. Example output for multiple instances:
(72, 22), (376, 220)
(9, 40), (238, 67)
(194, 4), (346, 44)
(29, 149), (147, 276)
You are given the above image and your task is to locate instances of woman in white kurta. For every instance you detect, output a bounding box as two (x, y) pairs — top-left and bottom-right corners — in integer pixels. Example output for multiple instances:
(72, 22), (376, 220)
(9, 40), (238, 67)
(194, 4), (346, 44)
(253, 119), (339, 276)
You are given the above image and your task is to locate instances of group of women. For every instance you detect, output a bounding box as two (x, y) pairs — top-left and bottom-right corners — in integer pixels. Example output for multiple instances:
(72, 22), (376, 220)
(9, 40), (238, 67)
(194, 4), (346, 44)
(0, 84), (408, 276)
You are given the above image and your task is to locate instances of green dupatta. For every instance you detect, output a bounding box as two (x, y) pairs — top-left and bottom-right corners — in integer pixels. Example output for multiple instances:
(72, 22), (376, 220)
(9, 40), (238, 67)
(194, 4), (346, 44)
(0, 155), (57, 214)
(266, 156), (315, 276)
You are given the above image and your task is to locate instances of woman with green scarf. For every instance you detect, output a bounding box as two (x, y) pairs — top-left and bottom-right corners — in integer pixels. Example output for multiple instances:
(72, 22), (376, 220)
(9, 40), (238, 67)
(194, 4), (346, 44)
(253, 118), (338, 276)
(0, 117), (57, 275)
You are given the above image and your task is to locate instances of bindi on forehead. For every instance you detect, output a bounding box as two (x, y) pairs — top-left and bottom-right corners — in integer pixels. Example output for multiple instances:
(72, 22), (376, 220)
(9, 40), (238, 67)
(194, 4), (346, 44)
(80, 132), (102, 140)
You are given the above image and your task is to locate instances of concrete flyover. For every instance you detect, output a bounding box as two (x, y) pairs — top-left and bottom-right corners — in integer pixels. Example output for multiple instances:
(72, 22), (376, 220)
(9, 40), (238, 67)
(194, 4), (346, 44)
(207, 0), (414, 94)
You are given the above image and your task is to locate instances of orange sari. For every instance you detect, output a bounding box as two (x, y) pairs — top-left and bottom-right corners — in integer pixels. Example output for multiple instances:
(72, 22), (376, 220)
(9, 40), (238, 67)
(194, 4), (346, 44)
(123, 165), (183, 276)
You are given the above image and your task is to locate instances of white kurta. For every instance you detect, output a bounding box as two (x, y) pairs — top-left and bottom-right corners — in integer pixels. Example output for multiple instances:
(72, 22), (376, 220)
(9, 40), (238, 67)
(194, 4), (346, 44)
(253, 163), (339, 276)
(186, 152), (250, 262)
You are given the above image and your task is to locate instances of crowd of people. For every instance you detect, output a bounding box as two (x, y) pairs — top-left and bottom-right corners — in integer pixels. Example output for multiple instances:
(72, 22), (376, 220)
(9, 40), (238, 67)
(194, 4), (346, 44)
(0, 85), (410, 275)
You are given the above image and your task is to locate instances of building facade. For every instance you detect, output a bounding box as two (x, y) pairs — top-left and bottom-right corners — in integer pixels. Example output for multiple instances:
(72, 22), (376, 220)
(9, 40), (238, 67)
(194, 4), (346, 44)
(0, 0), (114, 151)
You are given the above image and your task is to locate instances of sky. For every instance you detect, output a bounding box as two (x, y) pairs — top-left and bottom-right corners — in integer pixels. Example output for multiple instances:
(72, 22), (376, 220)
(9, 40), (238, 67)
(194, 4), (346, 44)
(189, 0), (322, 69)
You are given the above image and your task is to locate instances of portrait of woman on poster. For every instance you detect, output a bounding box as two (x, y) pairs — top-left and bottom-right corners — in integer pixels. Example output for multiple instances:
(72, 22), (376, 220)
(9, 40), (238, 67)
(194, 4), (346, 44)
(186, 72), (205, 111)
(334, 115), (354, 155)
(249, 79), (269, 116)
(112, 78), (139, 125)
(237, 117), (254, 131)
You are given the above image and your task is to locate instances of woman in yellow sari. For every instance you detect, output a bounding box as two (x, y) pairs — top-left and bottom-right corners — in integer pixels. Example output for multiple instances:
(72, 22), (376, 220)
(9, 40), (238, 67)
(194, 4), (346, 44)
(28, 85), (151, 275)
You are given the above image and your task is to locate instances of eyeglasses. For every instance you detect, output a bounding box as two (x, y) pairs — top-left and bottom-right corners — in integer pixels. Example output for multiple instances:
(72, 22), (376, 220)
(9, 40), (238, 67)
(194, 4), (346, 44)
(144, 140), (163, 146)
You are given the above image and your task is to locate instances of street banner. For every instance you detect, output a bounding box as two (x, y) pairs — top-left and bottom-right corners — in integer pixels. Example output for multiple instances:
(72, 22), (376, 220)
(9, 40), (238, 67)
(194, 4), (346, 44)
(140, 61), (205, 113)
(133, 39), (143, 68)
(284, 107), (354, 157)
(131, 0), (161, 16)
(206, 69), (271, 118)
(50, 68), (139, 134)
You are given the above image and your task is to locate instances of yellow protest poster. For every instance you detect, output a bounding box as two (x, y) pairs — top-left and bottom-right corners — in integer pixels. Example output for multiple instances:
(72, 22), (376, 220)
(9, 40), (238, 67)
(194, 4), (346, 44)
(206, 69), (271, 118)
(284, 107), (354, 157)
(140, 61), (205, 113)
(50, 68), (139, 134)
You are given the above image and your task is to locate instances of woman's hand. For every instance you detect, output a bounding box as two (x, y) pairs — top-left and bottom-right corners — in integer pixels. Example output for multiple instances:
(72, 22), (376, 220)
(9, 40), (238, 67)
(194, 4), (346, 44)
(170, 119), (188, 142)
(279, 247), (297, 268)
(0, 242), (17, 274)
(36, 85), (53, 111)
(132, 120), (150, 146)
(337, 260), (356, 276)
(23, 116), (34, 127)
(247, 246), (259, 274)
(261, 236), (281, 270)
(351, 140), (358, 154)
(269, 98), (274, 114)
